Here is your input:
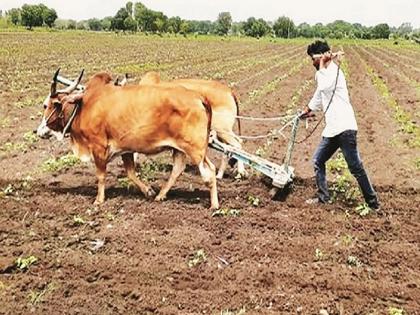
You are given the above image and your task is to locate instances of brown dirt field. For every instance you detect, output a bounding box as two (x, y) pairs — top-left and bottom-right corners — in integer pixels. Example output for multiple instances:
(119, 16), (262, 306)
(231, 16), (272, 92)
(1, 33), (419, 315)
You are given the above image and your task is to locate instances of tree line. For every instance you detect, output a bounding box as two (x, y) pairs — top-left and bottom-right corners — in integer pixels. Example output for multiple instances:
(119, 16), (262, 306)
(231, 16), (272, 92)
(1, 2), (419, 41)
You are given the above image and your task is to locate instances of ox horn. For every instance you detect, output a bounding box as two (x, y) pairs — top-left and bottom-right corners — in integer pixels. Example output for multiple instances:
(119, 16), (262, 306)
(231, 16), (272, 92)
(59, 69), (85, 94)
(50, 68), (60, 96)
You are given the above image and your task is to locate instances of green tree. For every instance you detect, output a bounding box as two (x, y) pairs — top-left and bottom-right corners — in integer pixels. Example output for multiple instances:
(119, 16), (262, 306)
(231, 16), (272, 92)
(88, 18), (102, 31)
(124, 16), (137, 32)
(126, 1), (133, 18)
(7, 8), (21, 25)
(39, 4), (57, 27)
(242, 17), (271, 38)
(76, 20), (88, 30)
(273, 16), (296, 38)
(101, 17), (113, 31)
(326, 20), (353, 38)
(179, 20), (191, 35)
(111, 7), (129, 30)
(67, 19), (77, 30)
(371, 23), (390, 39)
(189, 20), (214, 34)
(215, 12), (232, 35)
(231, 22), (244, 36)
(167, 16), (182, 33)
(396, 22), (413, 38)
(312, 23), (328, 38)
(21, 4), (43, 29)
(297, 22), (313, 38)
(136, 8), (166, 32)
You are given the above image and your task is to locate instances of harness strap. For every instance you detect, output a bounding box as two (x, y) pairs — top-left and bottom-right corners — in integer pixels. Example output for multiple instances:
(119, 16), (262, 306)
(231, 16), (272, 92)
(62, 103), (80, 136)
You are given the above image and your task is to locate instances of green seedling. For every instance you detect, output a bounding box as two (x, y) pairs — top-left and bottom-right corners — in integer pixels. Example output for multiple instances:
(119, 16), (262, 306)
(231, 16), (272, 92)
(355, 203), (372, 216)
(247, 195), (260, 207)
(117, 177), (133, 189)
(28, 283), (56, 305)
(347, 255), (362, 267)
(341, 234), (354, 246)
(188, 249), (207, 268)
(106, 212), (116, 221)
(73, 215), (86, 225)
(220, 308), (246, 315)
(23, 131), (38, 144)
(314, 248), (325, 261)
(15, 256), (38, 270)
(389, 307), (405, 315)
(41, 154), (80, 172)
(212, 208), (241, 217)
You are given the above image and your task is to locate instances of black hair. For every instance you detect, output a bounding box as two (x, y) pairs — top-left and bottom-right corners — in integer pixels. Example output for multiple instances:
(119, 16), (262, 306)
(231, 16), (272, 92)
(307, 40), (330, 56)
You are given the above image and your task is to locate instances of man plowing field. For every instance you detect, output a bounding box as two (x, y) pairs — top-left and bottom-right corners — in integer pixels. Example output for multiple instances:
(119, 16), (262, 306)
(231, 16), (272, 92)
(300, 40), (380, 210)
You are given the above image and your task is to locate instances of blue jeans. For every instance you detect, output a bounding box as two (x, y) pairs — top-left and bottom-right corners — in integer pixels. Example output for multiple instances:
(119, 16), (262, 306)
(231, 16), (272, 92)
(313, 130), (379, 207)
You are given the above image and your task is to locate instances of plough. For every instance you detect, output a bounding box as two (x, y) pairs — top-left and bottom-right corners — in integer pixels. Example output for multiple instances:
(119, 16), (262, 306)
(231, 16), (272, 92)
(209, 115), (299, 189)
(55, 75), (300, 190)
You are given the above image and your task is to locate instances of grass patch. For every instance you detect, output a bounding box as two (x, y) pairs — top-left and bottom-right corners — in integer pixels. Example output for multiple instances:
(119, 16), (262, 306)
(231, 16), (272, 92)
(327, 152), (361, 204)
(0, 176), (33, 199)
(137, 158), (171, 182)
(28, 283), (57, 305)
(41, 154), (80, 172)
(365, 65), (420, 148)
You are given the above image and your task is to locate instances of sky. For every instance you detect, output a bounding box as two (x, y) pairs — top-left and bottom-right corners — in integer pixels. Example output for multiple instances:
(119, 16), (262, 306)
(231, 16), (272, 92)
(1, 0), (419, 28)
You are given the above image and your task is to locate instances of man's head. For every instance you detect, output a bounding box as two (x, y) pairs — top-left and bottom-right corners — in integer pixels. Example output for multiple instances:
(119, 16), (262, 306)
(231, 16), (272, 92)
(307, 40), (330, 70)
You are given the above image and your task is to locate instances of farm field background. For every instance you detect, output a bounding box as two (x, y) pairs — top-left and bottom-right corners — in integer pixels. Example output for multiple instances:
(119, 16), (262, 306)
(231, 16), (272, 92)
(0, 32), (419, 314)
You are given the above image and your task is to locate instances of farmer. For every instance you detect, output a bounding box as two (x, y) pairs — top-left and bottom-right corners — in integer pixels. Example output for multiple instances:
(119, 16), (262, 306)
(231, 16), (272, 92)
(300, 40), (380, 210)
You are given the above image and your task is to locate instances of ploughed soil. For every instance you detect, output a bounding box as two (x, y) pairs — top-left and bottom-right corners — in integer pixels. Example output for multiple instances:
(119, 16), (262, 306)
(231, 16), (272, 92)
(1, 34), (419, 314)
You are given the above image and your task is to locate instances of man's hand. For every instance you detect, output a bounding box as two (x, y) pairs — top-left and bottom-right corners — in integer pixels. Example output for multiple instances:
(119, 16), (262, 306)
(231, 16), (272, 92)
(299, 106), (313, 119)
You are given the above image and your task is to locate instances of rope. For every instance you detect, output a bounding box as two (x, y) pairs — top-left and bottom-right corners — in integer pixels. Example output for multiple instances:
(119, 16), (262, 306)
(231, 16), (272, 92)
(215, 116), (296, 140)
(212, 111), (295, 122)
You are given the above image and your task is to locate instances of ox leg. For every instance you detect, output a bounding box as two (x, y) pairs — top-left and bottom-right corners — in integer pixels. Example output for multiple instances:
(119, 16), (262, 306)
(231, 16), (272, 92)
(216, 131), (247, 179)
(155, 150), (186, 201)
(93, 156), (107, 205)
(122, 153), (156, 199)
(198, 156), (219, 210)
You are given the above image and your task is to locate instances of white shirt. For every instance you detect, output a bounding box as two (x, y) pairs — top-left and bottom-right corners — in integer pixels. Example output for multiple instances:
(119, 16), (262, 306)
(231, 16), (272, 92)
(308, 61), (358, 138)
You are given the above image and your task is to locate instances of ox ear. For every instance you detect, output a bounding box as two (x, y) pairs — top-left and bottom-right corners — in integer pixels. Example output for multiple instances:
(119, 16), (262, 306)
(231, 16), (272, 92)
(50, 68), (61, 96)
(66, 92), (84, 104)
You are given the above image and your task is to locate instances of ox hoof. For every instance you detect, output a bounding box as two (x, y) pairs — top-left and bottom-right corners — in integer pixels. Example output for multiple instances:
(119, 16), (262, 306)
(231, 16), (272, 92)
(94, 198), (104, 205)
(235, 170), (249, 179)
(145, 187), (157, 199)
(155, 194), (167, 202)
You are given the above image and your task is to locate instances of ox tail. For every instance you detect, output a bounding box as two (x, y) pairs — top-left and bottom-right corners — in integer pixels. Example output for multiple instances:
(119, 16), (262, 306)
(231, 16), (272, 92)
(232, 90), (241, 136)
(201, 97), (213, 155)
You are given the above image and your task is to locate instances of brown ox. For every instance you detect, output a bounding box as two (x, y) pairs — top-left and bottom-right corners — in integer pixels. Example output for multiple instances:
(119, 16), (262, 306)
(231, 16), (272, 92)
(135, 71), (246, 179)
(36, 70), (219, 209)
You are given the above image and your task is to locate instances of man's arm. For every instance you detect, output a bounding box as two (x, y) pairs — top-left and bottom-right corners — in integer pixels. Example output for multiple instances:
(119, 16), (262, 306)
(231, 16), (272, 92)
(316, 52), (341, 91)
(300, 87), (322, 118)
